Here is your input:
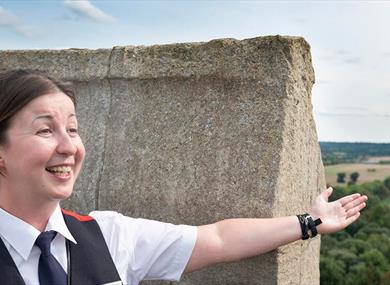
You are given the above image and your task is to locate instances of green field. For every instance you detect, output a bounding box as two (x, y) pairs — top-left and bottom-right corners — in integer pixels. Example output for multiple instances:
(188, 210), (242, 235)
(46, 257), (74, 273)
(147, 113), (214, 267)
(325, 162), (390, 186)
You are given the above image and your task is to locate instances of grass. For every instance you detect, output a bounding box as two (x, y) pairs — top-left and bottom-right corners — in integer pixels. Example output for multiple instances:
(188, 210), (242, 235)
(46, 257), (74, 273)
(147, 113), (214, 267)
(362, 156), (390, 163)
(325, 162), (390, 186)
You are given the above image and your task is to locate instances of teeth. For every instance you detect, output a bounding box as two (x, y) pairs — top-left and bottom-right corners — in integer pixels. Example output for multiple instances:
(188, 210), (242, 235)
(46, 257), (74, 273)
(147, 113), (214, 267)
(46, 166), (71, 173)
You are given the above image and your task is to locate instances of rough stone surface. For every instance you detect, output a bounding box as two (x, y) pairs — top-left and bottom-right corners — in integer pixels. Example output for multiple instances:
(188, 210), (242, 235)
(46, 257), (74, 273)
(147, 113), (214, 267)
(0, 36), (325, 285)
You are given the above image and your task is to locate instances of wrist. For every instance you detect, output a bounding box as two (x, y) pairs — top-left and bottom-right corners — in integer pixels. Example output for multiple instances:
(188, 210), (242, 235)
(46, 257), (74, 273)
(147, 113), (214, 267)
(296, 214), (322, 239)
(308, 212), (323, 234)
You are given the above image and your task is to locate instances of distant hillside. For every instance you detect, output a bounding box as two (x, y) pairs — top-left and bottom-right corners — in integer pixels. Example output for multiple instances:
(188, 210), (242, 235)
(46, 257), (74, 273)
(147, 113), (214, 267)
(320, 142), (390, 165)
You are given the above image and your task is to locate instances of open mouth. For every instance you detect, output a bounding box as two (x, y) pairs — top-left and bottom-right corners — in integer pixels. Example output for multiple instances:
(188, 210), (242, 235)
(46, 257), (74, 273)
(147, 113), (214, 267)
(45, 166), (72, 177)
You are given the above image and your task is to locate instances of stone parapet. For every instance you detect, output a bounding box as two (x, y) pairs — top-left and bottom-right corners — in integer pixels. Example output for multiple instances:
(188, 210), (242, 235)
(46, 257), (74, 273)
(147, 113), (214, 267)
(0, 36), (324, 285)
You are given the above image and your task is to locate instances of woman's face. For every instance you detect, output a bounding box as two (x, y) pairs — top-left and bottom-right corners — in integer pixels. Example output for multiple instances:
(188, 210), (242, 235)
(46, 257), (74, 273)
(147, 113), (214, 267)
(0, 91), (85, 205)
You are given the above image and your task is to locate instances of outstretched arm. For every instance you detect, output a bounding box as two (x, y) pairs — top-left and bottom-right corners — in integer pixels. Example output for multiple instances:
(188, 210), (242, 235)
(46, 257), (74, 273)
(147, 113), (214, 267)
(185, 187), (367, 273)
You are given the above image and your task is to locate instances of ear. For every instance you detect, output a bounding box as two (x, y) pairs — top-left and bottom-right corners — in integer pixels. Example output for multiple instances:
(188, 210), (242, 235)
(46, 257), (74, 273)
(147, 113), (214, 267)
(0, 157), (4, 176)
(0, 147), (5, 169)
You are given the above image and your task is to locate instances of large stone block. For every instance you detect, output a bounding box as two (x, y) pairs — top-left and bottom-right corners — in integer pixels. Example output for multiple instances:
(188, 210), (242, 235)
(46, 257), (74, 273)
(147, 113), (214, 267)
(0, 36), (325, 285)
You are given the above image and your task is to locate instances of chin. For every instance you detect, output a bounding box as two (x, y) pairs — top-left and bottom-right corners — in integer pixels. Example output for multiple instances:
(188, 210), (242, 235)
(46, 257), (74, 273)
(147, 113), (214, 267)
(49, 186), (74, 201)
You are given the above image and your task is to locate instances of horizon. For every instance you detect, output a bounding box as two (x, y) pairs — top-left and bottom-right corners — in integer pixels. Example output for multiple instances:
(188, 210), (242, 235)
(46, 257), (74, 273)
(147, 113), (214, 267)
(319, 141), (390, 144)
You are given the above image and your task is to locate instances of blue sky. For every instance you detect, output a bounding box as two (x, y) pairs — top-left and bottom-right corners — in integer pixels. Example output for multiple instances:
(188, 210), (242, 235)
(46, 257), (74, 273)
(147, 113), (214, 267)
(1, 0), (390, 142)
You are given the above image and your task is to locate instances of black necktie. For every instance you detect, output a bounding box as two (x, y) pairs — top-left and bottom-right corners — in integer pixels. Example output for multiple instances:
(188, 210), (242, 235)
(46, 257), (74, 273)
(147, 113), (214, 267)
(35, 231), (67, 285)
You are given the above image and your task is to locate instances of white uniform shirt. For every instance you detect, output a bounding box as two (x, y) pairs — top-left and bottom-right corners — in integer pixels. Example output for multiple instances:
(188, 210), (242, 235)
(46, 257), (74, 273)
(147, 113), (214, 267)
(0, 206), (197, 285)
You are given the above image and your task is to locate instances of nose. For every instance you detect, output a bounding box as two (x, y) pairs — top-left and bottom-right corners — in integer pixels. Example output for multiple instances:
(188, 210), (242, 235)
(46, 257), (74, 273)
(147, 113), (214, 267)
(56, 131), (77, 155)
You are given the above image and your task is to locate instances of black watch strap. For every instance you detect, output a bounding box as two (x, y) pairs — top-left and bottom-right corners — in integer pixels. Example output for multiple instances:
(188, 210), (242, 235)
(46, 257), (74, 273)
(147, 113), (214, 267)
(297, 214), (322, 240)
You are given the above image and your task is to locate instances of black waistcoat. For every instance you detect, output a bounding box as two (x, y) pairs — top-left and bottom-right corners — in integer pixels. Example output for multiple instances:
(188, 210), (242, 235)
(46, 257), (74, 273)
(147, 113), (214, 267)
(0, 209), (122, 285)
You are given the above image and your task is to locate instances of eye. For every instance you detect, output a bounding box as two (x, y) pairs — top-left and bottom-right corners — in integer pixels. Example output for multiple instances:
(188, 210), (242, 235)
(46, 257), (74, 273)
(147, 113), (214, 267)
(36, 128), (52, 136)
(67, 128), (78, 136)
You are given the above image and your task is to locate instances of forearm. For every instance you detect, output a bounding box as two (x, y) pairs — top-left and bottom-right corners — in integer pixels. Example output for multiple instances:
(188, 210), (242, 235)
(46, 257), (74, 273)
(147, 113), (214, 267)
(214, 216), (302, 260)
(185, 189), (367, 273)
(186, 216), (302, 272)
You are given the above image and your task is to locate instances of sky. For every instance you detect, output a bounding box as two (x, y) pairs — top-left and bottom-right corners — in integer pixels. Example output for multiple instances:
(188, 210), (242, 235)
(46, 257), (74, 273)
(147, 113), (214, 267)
(1, 0), (389, 143)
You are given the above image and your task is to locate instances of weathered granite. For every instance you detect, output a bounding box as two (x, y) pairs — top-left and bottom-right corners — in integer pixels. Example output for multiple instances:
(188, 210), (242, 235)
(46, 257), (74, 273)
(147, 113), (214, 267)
(0, 35), (325, 285)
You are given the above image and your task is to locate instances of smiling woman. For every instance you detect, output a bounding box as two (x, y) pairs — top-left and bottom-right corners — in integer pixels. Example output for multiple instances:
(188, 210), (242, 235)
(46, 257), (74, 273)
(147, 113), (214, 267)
(0, 69), (368, 285)
(1, 92), (85, 218)
(0, 71), (85, 229)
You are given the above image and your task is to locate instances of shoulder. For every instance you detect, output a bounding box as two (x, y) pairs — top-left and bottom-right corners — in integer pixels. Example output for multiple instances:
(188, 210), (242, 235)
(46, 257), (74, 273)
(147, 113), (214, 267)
(88, 210), (197, 244)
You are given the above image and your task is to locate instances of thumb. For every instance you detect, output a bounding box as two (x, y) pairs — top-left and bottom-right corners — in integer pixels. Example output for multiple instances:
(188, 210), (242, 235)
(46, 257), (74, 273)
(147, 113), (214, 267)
(321, 187), (333, 201)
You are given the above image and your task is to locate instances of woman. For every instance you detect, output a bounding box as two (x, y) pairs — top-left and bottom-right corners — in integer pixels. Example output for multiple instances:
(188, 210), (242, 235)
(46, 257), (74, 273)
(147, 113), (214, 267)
(0, 69), (368, 285)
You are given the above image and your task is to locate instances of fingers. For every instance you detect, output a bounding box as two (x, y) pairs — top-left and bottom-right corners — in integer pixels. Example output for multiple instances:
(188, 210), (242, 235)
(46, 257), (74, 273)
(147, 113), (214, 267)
(344, 212), (361, 226)
(345, 199), (366, 217)
(343, 195), (368, 211)
(337, 193), (363, 207)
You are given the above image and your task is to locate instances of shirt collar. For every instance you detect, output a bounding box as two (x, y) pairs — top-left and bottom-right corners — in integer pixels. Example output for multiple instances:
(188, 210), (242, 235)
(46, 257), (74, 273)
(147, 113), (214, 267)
(46, 205), (77, 245)
(0, 208), (40, 261)
(0, 205), (77, 261)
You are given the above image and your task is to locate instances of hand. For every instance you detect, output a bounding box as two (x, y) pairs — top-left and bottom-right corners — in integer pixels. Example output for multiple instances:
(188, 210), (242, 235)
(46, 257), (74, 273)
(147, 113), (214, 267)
(308, 187), (368, 235)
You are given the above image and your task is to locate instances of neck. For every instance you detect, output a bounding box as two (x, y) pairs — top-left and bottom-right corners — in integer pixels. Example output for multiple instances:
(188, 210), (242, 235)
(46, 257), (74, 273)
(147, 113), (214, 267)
(0, 190), (58, 231)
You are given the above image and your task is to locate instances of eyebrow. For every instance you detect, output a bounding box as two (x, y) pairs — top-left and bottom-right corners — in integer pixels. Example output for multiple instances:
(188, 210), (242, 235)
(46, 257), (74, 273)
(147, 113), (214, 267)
(32, 113), (76, 123)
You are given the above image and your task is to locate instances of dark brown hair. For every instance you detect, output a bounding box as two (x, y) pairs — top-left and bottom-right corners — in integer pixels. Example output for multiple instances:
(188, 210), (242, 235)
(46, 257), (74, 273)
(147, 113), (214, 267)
(0, 69), (76, 144)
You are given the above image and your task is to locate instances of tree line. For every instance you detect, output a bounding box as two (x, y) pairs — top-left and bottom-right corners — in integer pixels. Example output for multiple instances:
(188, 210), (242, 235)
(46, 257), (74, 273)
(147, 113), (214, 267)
(320, 142), (390, 165)
(321, 177), (390, 284)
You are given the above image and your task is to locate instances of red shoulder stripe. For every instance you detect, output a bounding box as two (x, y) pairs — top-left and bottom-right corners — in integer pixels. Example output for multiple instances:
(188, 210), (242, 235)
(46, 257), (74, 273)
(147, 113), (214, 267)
(61, 209), (94, 222)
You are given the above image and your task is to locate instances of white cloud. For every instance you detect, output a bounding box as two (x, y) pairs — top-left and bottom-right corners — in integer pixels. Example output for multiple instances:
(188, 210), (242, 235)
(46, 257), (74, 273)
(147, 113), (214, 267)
(0, 6), (18, 25)
(63, 0), (115, 23)
(0, 6), (35, 37)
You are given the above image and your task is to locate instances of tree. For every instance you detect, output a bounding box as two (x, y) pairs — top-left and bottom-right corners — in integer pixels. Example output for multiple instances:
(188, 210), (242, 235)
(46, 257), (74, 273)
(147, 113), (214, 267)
(362, 180), (390, 200)
(368, 234), (390, 260)
(384, 176), (390, 190)
(320, 256), (346, 285)
(337, 172), (346, 183)
(381, 272), (390, 285)
(321, 178), (390, 283)
(361, 249), (389, 283)
(367, 203), (390, 228)
(349, 172), (360, 184)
